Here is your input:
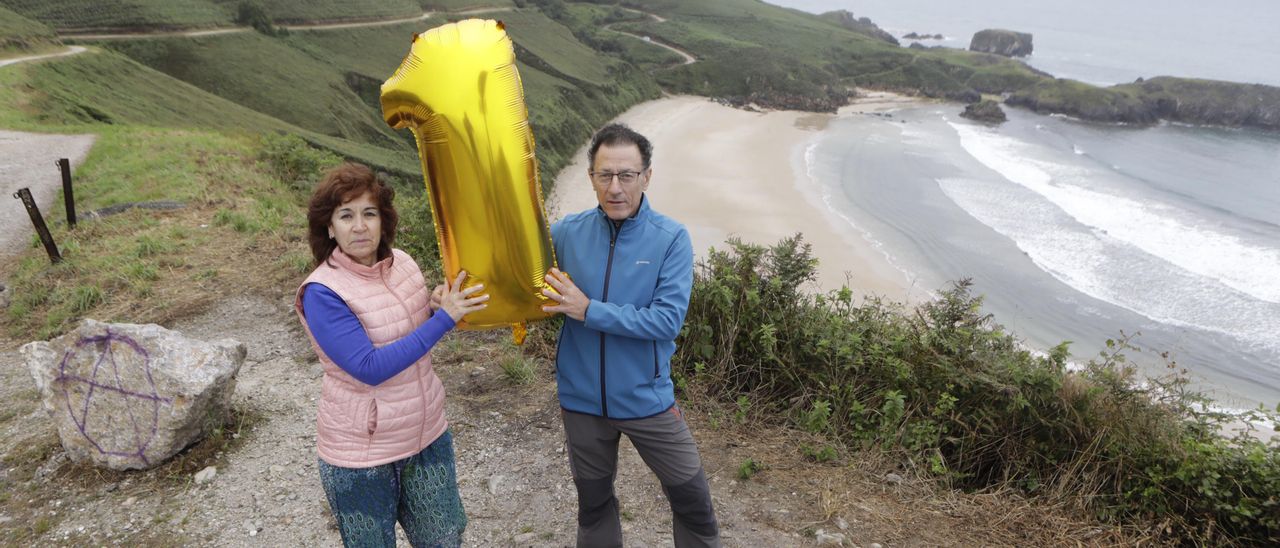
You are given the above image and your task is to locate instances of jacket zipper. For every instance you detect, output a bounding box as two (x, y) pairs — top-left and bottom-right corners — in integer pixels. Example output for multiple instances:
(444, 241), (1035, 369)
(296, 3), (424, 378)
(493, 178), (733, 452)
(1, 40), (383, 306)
(383, 266), (426, 447)
(600, 218), (622, 418)
(653, 341), (659, 378)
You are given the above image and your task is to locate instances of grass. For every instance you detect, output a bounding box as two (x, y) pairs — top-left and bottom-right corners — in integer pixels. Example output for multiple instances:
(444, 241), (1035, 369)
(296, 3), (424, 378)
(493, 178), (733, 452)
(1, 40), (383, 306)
(247, 0), (421, 25)
(280, 20), (425, 80)
(1, 0), (426, 30)
(498, 352), (537, 385)
(419, 0), (515, 10)
(0, 46), (419, 175)
(1, 128), (312, 340)
(0, 4), (57, 50)
(489, 9), (616, 85)
(2, 0), (233, 30)
(0, 47), (290, 132)
(100, 33), (407, 148)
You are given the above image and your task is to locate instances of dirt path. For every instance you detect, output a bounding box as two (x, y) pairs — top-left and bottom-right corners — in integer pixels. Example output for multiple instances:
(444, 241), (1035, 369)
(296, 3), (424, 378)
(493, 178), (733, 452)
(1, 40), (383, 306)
(58, 7), (522, 41)
(0, 130), (97, 260)
(612, 29), (696, 65)
(0, 46), (87, 68)
(606, 8), (697, 66)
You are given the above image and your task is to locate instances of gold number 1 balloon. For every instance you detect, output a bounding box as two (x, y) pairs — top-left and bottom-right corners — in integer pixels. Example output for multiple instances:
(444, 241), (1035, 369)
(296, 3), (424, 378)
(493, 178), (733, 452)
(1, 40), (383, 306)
(381, 18), (555, 341)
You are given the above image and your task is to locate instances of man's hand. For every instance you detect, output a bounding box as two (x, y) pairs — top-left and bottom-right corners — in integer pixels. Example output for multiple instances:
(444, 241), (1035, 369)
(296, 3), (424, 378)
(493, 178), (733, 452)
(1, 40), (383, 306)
(542, 267), (590, 322)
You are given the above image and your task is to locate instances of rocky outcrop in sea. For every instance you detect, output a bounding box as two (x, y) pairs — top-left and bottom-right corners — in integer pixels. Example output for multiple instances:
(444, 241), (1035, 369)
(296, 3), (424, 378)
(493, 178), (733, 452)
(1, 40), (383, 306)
(969, 29), (1033, 57)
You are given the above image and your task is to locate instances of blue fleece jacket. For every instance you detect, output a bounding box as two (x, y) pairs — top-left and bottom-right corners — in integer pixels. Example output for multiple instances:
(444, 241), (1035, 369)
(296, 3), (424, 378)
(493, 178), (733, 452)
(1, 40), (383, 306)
(551, 196), (694, 419)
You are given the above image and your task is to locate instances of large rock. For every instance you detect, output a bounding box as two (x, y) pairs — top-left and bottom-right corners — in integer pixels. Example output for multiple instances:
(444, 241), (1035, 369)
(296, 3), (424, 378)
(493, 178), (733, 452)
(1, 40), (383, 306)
(22, 319), (245, 470)
(820, 10), (899, 45)
(960, 99), (1008, 123)
(969, 29), (1033, 57)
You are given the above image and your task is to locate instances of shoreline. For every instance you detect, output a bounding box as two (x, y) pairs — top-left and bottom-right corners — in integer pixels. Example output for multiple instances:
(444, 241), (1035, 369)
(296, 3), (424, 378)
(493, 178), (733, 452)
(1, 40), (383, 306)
(547, 92), (932, 305)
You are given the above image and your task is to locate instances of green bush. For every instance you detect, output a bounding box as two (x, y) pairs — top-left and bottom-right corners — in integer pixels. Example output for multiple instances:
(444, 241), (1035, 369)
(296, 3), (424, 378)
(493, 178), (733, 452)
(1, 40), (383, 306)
(258, 133), (343, 193)
(235, 0), (280, 36)
(676, 234), (1280, 544)
(392, 189), (441, 279)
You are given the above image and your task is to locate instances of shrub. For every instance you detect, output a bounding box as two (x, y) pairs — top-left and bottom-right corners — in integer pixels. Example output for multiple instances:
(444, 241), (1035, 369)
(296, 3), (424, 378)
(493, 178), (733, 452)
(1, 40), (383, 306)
(257, 133), (342, 193)
(676, 235), (1280, 544)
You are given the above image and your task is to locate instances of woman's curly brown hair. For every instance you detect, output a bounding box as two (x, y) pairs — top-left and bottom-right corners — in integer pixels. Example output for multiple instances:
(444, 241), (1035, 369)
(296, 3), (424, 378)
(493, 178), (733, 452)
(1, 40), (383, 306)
(306, 162), (398, 267)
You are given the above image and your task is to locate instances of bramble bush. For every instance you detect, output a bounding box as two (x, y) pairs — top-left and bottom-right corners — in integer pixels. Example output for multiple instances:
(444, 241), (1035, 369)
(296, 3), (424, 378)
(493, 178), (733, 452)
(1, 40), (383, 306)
(675, 234), (1280, 544)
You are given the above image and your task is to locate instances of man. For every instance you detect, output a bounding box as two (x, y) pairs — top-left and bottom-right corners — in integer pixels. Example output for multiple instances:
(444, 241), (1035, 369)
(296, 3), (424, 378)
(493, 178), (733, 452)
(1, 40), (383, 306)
(541, 123), (721, 547)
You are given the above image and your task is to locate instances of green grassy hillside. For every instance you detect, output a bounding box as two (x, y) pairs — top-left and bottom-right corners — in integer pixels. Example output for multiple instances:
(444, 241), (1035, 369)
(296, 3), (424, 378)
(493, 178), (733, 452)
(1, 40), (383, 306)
(94, 10), (658, 179)
(567, 0), (1046, 109)
(0, 46), (419, 175)
(490, 10), (613, 85)
(0, 0), (430, 30)
(100, 33), (407, 149)
(420, 0), (516, 10)
(0, 0), (233, 30)
(218, 0), (421, 24)
(0, 4), (57, 52)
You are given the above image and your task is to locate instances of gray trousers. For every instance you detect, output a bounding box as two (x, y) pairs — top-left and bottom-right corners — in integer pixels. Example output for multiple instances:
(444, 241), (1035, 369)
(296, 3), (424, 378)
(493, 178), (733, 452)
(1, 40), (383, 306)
(562, 407), (721, 548)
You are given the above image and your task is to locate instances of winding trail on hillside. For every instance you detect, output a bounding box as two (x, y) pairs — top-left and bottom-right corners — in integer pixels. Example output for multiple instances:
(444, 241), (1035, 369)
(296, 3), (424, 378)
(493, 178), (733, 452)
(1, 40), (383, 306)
(0, 46), (86, 68)
(61, 12), (442, 41)
(0, 53), (96, 261)
(57, 6), (531, 42)
(605, 8), (697, 66)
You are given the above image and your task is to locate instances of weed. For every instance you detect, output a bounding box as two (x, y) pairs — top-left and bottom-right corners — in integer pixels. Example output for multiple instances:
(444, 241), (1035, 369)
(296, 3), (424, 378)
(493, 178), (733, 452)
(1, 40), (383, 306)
(737, 458), (762, 480)
(500, 354), (537, 385)
(69, 285), (103, 314)
(800, 399), (831, 434)
(801, 444), (838, 463)
(127, 262), (160, 282)
(134, 235), (173, 257)
(733, 395), (750, 424)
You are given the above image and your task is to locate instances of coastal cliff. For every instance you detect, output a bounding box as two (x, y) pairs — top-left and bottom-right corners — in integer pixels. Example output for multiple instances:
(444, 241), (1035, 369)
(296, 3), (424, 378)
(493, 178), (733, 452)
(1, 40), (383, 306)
(820, 9), (899, 45)
(1007, 76), (1280, 130)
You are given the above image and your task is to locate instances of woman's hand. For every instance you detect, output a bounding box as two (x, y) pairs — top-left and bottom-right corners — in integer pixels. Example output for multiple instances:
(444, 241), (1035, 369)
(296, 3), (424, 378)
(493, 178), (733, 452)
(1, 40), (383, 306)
(429, 283), (446, 312)
(440, 270), (489, 323)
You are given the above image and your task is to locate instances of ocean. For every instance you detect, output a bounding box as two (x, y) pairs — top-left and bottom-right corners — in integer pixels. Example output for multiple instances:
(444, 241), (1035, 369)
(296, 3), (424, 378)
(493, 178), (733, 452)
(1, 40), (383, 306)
(769, 0), (1280, 407)
(768, 0), (1280, 87)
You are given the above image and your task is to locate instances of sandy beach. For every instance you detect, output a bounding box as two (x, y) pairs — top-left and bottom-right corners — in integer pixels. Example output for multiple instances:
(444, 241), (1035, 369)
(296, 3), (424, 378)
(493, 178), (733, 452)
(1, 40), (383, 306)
(547, 92), (929, 304)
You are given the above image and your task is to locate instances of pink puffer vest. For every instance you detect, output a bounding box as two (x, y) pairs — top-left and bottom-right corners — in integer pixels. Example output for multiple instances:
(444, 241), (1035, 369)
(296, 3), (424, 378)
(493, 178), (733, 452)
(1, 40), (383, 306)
(295, 248), (448, 468)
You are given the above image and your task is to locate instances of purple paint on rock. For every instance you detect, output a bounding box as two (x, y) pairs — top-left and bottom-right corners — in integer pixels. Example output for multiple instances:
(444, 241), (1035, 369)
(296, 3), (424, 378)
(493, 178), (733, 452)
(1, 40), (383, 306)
(55, 329), (172, 465)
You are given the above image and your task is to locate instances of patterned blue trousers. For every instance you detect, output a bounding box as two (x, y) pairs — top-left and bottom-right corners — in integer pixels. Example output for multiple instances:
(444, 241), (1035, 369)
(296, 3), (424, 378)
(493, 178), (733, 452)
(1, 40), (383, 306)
(318, 430), (467, 547)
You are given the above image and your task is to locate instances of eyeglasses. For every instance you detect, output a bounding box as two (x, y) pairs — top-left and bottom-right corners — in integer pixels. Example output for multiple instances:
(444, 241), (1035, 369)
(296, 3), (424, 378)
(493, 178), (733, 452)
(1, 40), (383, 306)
(589, 170), (644, 187)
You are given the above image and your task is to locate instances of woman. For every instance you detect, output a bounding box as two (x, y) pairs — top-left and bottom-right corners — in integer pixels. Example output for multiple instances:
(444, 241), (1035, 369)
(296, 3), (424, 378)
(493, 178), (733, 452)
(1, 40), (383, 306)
(294, 162), (487, 547)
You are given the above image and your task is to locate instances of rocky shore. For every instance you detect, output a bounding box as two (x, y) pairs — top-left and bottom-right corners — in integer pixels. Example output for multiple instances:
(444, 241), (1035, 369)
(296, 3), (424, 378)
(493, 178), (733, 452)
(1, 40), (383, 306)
(1006, 76), (1280, 130)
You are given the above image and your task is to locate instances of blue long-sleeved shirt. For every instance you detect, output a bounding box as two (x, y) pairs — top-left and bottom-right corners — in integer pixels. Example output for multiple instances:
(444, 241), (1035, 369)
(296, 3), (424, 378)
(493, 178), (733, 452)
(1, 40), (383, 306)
(301, 283), (454, 386)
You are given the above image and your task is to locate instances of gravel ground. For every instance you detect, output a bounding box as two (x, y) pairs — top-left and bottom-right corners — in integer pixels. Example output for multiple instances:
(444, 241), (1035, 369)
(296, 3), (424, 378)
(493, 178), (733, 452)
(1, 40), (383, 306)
(0, 129), (97, 260)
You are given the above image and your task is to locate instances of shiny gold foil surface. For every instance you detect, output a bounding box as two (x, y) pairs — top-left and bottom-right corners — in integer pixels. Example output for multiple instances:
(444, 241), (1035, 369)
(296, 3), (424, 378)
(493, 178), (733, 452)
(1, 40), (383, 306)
(382, 19), (556, 332)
